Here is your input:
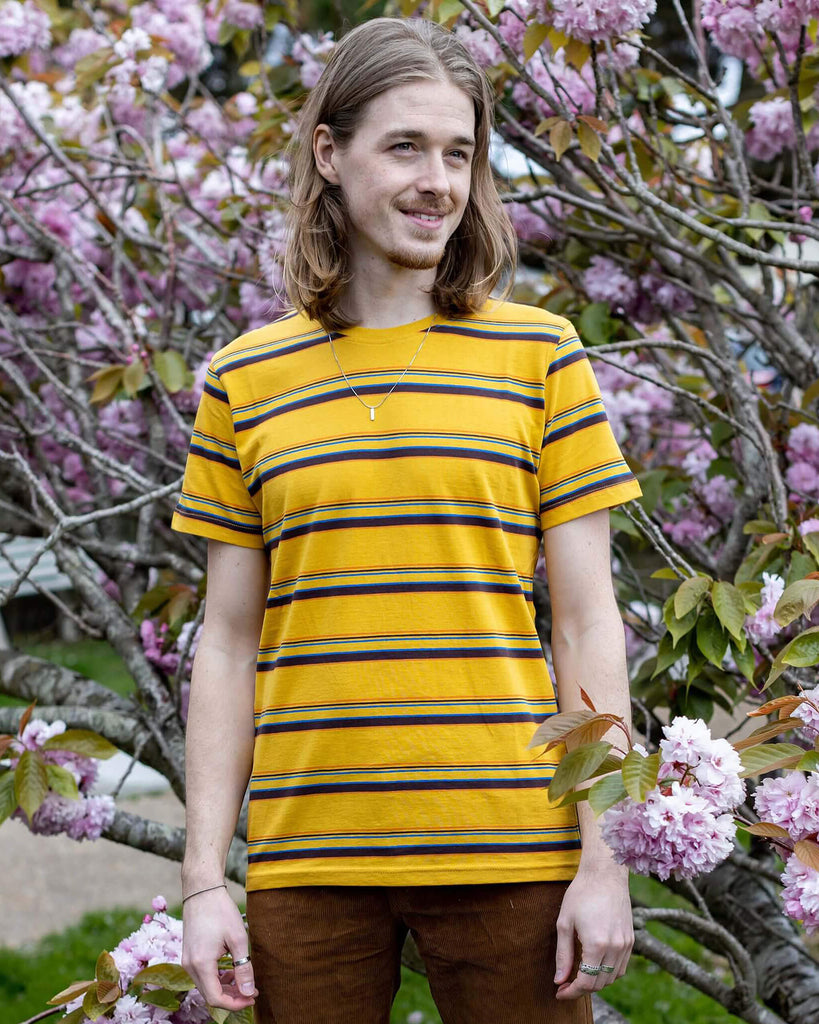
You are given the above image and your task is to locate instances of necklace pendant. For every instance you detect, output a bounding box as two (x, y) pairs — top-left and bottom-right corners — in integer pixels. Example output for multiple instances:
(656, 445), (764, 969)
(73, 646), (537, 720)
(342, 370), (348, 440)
(369, 407), (375, 421)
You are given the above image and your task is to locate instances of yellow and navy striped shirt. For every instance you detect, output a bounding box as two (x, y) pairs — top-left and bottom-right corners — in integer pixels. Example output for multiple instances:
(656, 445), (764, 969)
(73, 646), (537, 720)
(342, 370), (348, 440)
(172, 299), (641, 890)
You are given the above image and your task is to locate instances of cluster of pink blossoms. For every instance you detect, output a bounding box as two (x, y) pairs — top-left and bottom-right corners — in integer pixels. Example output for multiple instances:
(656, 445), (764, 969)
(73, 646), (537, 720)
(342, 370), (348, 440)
(10, 720), (115, 841)
(547, 0), (656, 44)
(600, 718), (744, 880)
(702, 0), (819, 72)
(0, 0), (50, 58)
(64, 897), (213, 1024)
(786, 423), (819, 500)
(745, 572), (786, 645)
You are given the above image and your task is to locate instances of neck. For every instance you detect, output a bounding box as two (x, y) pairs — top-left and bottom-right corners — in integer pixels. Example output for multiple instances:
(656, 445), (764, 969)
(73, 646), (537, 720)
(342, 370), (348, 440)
(342, 253), (438, 329)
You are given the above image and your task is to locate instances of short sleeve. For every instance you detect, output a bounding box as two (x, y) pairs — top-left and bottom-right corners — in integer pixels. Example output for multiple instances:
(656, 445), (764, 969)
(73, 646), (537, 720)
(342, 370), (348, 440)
(538, 325), (642, 532)
(171, 364), (266, 549)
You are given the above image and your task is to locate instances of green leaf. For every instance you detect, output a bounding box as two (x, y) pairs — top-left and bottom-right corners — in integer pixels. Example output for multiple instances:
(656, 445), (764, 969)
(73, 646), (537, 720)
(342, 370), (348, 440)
(0, 770), (17, 825)
(131, 964), (196, 992)
(786, 551), (817, 587)
(636, 470), (667, 517)
(675, 575), (711, 618)
(548, 741), (613, 801)
(651, 632), (687, 678)
(48, 980), (95, 1007)
(782, 625), (819, 667)
(739, 742), (805, 778)
(578, 302), (615, 346)
(774, 580), (819, 627)
(139, 991), (181, 1011)
(523, 22), (549, 61)
(712, 581), (747, 642)
(96, 952), (120, 985)
(735, 541), (781, 586)
(588, 773), (628, 815)
(47, 763), (79, 800)
(42, 729), (118, 759)
(621, 749), (660, 803)
(547, 786), (591, 809)
(122, 360), (145, 397)
(208, 1008), (230, 1024)
(651, 567), (679, 580)
(224, 1009), (255, 1024)
(663, 594), (698, 646)
(14, 749), (48, 821)
(797, 751), (819, 772)
(82, 986), (113, 1021)
(696, 608), (728, 668)
(804, 532), (819, 564)
(564, 38), (590, 69)
(153, 350), (189, 394)
(88, 366), (125, 406)
(60, 1009), (90, 1024)
(550, 119), (573, 161)
(576, 120), (601, 162)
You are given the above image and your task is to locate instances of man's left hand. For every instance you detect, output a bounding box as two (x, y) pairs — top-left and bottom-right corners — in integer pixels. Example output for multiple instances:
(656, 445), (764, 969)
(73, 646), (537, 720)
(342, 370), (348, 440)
(553, 865), (634, 1000)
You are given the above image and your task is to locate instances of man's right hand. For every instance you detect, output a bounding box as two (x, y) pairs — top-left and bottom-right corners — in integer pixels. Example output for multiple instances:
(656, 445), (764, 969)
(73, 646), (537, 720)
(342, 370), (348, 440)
(181, 888), (258, 1010)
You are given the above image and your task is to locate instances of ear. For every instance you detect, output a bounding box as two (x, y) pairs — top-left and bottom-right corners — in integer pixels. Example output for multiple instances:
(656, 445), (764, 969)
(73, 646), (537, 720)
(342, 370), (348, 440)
(313, 124), (341, 185)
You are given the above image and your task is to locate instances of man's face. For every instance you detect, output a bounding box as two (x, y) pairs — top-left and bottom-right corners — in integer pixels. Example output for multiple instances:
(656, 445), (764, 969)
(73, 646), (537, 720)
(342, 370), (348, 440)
(314, 79), (476, 274)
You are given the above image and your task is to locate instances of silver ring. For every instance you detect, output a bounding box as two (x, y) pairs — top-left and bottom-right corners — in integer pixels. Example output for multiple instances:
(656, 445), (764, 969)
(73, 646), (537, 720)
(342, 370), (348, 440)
(579, 962), (601, 976)
(231, 955), (251, 968)
(599, 964), (616, 973)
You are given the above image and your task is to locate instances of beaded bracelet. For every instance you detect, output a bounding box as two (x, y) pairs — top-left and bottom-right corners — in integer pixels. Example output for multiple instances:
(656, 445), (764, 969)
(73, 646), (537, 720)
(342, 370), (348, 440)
(182, 882), (227, 904)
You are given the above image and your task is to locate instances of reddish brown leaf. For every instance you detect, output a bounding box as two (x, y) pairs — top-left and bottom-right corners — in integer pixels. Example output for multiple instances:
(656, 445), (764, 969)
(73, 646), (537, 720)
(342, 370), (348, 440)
(18, 701), (36, 737)
(579, 687), (597, 712)
(747, 696), (802, 717)
(744, 822), (791, 839)
(0, 735), (15, 758)
(795, 839), (819, 871)
(48, 980), (95, 1007)
(733, 717), (804, 750)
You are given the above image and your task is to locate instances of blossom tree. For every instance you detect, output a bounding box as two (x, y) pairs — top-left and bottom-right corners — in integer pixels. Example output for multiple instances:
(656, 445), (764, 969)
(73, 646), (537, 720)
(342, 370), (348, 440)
(2, 0), (819, 1022)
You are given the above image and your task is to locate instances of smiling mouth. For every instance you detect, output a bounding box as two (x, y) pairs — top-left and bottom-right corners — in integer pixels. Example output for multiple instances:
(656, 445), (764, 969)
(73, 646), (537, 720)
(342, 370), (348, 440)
(402, 211), (446, 228)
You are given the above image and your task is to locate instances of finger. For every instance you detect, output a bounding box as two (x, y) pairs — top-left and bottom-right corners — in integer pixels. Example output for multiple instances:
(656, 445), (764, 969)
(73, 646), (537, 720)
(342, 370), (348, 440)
(228, 942), (258, 1000)
(556, 947), (603, 1000)
(553, 918), (574, 984)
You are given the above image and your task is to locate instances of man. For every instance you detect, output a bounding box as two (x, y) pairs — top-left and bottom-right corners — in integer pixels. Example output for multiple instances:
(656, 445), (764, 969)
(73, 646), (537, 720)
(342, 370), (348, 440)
(173, 16), (641, 1024)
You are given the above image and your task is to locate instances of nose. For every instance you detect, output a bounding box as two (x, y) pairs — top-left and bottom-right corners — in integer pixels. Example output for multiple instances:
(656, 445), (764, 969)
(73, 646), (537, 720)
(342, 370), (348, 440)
(415, 152), (451, 197)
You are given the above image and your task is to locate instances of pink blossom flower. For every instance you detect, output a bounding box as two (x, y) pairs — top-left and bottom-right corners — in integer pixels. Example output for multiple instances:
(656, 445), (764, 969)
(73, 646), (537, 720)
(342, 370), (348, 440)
(745, 572), (785, 644)
(21, 791), (115, 840)
(454, 25), (502, 68)
(0, 0), (51, 58)
(798, 518), (819, 537)
(223, 0), (264, 29)
(787, 462), (819, 497)
(788, 424), (819, 469)
(699, 474), (737, 522)
(291, 31), (335, 90)
(659, 716), (712, 766)
(780, 854), (819, 933)
(754, 771), (819, 840)
(601, 782), (736, 880)
(794, 687), (819, 735)
(549, 0), (656, 43)
(746, 98), (796, 162)
(583, 255), (638, 313)
(52, 27), (108, 68)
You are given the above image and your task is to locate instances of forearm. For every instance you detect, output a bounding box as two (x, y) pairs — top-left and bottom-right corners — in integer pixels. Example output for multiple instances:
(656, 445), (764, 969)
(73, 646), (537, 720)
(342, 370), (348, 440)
(552, 597), (632, 870)
(182, 641), (256, 890)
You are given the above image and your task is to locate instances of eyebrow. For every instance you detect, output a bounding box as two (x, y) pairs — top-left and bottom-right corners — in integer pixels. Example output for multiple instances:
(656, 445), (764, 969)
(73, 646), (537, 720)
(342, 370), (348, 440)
(381, 128), (476, 149)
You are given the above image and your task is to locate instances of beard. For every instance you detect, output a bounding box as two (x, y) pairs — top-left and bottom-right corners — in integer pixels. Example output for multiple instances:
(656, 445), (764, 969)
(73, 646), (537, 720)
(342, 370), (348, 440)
(384, 241), (447, 270)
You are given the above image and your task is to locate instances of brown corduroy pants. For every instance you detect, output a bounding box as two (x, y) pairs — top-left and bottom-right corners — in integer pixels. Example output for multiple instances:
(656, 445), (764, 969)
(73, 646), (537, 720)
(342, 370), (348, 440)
(246, 881), (593, 1024)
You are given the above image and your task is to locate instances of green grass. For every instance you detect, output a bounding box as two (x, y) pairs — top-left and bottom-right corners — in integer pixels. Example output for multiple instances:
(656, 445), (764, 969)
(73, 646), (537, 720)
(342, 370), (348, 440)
(0, 638), (134, 709)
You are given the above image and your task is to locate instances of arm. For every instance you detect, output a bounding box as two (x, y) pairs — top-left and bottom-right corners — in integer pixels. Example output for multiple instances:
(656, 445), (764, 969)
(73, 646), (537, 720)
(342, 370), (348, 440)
(542, 508), (634, 1000)
(181, 539), (269, 1011)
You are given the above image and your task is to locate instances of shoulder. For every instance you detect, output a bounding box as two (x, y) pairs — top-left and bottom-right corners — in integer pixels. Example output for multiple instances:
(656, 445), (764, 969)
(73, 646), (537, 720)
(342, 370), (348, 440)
(453, 299), (575, 343)
(209, 308), (322, 379)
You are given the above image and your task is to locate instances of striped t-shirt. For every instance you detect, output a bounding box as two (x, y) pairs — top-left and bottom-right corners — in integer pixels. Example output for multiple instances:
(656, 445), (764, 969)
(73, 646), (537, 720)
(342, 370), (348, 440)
(172, 298), (641, 890)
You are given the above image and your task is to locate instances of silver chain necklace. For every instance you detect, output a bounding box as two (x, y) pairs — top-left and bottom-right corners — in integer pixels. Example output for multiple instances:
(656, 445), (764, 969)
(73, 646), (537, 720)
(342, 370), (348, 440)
(327, 319), (435, 421)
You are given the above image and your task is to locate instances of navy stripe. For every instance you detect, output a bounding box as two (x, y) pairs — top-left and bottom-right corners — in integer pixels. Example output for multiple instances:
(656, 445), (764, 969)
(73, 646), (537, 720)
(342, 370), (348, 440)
(260, 647), (543, 670)
(175, 508), (262, 536)
(235, 382), (543, 431)
(266, 580), (528, 607)
(547, 348), (586, 376)
(541, 471), (636, 516)
(268, 513), (538, 552)
(544, 412), (608, 446)
(255, 710), (545, 734)
(249, 777), (552, 799)
(248, 839), (581, 863)
(189, 444), (241, 470)
(217, 334), (327, 377)
(248, 446), (536, 497)
(203, 381), (229, 403)
(427, 325), (559, 343)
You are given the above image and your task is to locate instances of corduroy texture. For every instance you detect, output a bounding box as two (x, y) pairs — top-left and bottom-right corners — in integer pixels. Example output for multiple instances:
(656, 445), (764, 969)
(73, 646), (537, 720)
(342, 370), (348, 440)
(172, 298), (642, 890)
(246, 881), (594, 1024)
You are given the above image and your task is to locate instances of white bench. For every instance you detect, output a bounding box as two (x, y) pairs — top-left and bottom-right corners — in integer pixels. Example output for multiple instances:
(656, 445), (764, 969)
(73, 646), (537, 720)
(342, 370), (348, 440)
(0, 535), (73, 648)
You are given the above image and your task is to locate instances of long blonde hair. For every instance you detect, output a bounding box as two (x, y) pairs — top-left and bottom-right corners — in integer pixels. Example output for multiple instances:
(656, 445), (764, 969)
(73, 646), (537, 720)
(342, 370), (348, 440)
(282, 17), (518, 332)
